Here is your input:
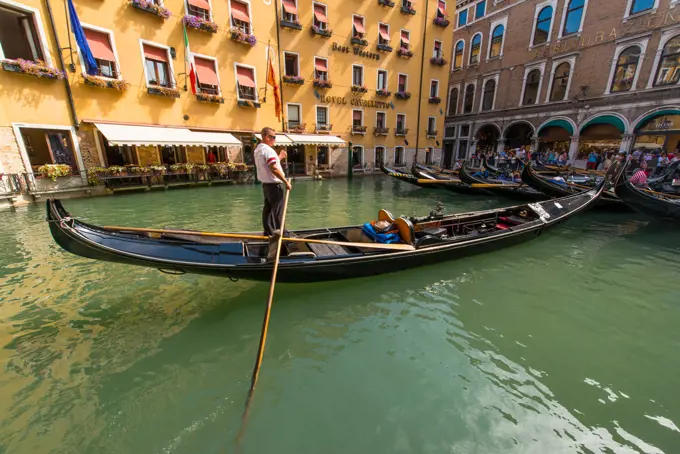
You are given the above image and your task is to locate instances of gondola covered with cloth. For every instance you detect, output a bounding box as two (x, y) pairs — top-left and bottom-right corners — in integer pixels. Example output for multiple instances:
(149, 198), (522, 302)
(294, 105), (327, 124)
(47, 181), (605, 282)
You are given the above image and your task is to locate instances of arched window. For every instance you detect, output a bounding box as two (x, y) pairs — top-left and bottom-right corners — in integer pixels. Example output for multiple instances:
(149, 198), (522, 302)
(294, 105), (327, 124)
(469, 34), (482, 65)
(482, 79), (496, 111)
(654, 36), (680, 87)
(489, 25), (504, 58)
(611, 46), (641, 93)
(454, 41), (464, 69)
(533, 6), (553, 46)
(448, 87), (458, 116)
(550, 62), (571, 101)
(562, 0), (584, 36)
(523, 69), (541, 105)
(463, 84), (475, 113)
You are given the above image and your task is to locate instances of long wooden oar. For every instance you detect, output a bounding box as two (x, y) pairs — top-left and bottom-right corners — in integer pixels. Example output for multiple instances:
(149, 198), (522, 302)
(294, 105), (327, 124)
(237, 187), (291, 451)
(471, 183), (520, 189)
(103, 226), (415, 251)
(640, 187), (680, 199)
(416, 179), (461, 184)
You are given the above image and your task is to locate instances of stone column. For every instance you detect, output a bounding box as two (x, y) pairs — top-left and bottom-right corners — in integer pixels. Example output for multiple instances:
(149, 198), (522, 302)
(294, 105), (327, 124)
(619, 133), (635, 155)
(495, 138), (506, 155)
(568, 136), (580, 165)
(469, 140), (477, 162)
(532, 137), (541, 154)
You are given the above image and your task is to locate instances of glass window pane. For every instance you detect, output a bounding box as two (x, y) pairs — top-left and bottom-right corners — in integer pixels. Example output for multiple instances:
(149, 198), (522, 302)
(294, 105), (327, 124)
(631, 0), (654, 14)
(655, 36), (680, 86)
(475, 0), (486, 19)
(563, 0), (584, 36)
(458, 9), (467, 27)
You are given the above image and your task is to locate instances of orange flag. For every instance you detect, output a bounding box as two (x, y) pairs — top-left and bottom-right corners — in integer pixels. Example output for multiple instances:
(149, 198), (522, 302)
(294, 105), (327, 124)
(267, 49), (281, 121)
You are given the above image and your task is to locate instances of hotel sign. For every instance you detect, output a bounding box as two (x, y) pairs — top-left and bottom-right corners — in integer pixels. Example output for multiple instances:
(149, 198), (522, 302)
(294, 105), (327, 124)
(319, 94), (393, 109)
(331, 42), (381, 61)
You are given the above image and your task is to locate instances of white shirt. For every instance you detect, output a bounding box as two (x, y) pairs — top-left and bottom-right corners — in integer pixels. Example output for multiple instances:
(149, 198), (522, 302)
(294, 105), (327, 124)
(254, 143), (283, 183)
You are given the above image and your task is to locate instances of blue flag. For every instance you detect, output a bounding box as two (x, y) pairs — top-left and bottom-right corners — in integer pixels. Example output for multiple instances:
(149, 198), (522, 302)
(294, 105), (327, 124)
(68, 0), (98, 75)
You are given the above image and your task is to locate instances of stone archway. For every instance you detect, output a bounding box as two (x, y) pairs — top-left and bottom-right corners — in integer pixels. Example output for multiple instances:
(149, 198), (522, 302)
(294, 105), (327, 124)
(475, 123), (501, 154)
(503, 121), (535, 149)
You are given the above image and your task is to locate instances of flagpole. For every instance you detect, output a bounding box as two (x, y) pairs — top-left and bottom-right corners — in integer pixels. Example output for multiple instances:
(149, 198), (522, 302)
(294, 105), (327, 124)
(62, 0), (75, 71)
(183, 22), (188, 92)
(264, 41), (270, 103)
(273, 0), (285, 132)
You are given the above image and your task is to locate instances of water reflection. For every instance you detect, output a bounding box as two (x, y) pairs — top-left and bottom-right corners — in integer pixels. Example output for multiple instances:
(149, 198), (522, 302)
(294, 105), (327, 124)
(0, 178), (679, 454)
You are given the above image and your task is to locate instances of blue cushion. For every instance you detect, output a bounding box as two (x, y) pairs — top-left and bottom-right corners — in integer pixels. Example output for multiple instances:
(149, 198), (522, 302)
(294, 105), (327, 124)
(362, 223), (401, 244)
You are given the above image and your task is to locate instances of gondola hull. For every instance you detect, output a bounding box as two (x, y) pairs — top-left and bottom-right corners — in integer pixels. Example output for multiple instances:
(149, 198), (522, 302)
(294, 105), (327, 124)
(47, 183), (604, 283)
(521, 163), (627, 210)
(411, 164), (490, 195)
(380, 163), (432, 188)
(615, 180), (680, 221)
(458, 166), (547, 202)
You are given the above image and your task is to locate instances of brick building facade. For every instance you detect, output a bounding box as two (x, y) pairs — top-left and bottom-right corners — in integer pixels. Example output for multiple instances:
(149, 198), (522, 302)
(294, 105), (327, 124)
(444, 0), (680, 167)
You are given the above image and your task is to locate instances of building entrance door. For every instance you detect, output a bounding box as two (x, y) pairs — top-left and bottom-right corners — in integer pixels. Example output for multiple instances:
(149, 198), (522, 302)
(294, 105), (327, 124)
(286, 145), (306, 175)
(443, 142), (454, 168)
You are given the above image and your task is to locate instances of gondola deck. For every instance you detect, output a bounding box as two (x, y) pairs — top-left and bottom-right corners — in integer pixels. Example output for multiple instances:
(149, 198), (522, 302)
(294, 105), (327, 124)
(47, 180), (605, 282)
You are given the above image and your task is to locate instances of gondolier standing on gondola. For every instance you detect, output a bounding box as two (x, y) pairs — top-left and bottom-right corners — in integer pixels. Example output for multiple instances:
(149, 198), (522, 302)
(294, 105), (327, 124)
(255, 127), (292, 240)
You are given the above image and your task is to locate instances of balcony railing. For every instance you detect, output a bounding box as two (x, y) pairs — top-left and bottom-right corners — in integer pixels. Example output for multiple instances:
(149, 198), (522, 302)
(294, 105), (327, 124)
(426, 129), (438, 138)
(286, 122), (306, 133)
(374, 127), (389, 136)
(351, 36), (368, 47)
(280, 18), (302, 30)
(395, 128), (408, 137)
(315, 123), (333, 132)
(378, 0), (395, 6)
(377, 43), (393, 52)
(352, 125), (367, 135)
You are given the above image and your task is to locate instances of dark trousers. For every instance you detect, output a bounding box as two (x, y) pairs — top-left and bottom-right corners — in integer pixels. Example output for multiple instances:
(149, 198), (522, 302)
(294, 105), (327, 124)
(262, 183), (284, 236)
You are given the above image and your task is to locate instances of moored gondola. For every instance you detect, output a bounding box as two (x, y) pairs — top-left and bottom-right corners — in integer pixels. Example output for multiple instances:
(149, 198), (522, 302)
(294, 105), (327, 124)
(615, 169), (680, 221)
(47, 182), (605, 283)
(411, 163), (490, 195)
(521, 163), (626, 209)
(380, 163), (433, 188)
(458, 165), (547, 202)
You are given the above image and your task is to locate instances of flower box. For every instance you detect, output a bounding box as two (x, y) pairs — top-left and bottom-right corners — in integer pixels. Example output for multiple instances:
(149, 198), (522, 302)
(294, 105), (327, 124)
(426, 130), (438, 138)
(400, 5), (416, 15)
(351, 126), (367, 135)
(376, 89), (391, 97)
(197, 93), (224, 104)
(129, 0), (170, 19)
(83, 74), (129, 91)
(147, 86), (180, 98)
(351, 37), (368, 47)
(397, 48), (413, 58)
(170, 163), (195, 174)
(313, 79), (332, 89)
(229, 28), (257, 46)
(38, 164), (72, 181)
(351, 85), (368, 93)
(395, 91), (411, 100)
(430, 57), (447, 66)
(183, 14), (218, 33)
(311, 25), (332, 37)
(283, 75), (305, 85)
(237, 100), (260, 108)
(315, 123), (332, 132)
(1, 59), (64, 80)
(395, 128), (409, 137)
(429, 97), (441, 104)
(374, 127), (389, 136)
(280, 19), (302, 30)
(378, 0), (395, 7)
(377, 43), (393, 52)
(433, 16), (450, 27)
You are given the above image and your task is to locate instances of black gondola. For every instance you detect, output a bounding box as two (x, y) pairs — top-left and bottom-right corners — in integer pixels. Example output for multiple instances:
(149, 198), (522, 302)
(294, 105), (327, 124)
(647, 160), (680, 194)
(380, 163), (433, 188)
(615, 170), (680, 221)
(521, 163), (626, 209)
(458, 165), (547, 202)
(47, 183), (605, 282)
(411, 163), (491, 195)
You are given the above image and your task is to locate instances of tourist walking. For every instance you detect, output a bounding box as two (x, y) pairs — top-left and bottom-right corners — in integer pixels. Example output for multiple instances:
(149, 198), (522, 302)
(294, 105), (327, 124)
(254, 127), (292, 238)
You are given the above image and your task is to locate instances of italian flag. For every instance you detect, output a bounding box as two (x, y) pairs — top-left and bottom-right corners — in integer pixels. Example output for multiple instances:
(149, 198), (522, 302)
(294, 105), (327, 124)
(184, 24), (197, 94)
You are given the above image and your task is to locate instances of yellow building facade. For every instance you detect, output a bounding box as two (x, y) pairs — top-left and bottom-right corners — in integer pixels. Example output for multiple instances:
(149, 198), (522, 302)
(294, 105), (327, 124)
(0, 0), (453, 202)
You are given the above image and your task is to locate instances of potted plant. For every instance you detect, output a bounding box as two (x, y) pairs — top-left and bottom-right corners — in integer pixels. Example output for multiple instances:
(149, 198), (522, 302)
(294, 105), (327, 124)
(229, 27), (257, 46)
(429, 96), (442, 104)
(397, 47), (413, 58)
(183, 14), (218, 33)
(2, 59), (65, 80)
(376, 88), (391, 97)
(149, 165), (167, 175)
(433, 16), (450, 27)
(313, 79), (332, 89)
(378, 0), (395, 6)
(395, 91), (411, 99)
(197, 93), (224, 104)
(401, 3), (416, 14)
(351, 85), (368, 93)
(311, 25), (332, 37)
(107, 165), (127, 176)
(82, 74), (129, 91)
(129, 0), (171, 19)
(147, 86), (181, 98)
(351, 36), (368, 47)
(283, 74), (305, 85)
(430, 57), (447, 66)
(280, 17), (302, 30)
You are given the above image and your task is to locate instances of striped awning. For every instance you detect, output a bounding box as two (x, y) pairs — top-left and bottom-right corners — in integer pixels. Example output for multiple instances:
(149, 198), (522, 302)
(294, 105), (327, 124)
(285, 134), (346, 146)
(254, 133), (295, 147)
(95, 123), (243, 147)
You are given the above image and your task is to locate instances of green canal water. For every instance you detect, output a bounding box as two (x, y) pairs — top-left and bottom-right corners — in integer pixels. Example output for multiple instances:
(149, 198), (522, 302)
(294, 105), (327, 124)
(1, 176), (680, 454)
